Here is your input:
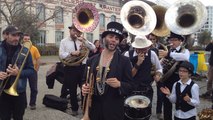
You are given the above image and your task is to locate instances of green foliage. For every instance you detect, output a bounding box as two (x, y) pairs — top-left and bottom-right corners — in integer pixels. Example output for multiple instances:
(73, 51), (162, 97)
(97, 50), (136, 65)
(197, 30), (212, 47)
(36, 45), (59, 56)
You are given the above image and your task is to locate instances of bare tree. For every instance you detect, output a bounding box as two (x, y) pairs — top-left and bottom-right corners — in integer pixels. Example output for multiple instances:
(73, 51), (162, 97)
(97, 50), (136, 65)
(0, 0), (60, 42)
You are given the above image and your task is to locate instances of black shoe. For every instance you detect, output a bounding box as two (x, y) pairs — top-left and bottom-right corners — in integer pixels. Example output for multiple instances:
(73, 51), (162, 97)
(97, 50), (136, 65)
(30, 105), (36, 110)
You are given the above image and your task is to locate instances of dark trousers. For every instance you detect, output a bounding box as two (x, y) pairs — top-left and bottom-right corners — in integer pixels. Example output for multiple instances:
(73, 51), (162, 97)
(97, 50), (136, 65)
(28, 70), (38, 106)
(60, 85), (69, 98)
(0, 92), (27, 120)
(156, 85), (163, 114)
(174, 116), (196, 120)
(63, 65), (85, 111)
(163, 95), (173, 120)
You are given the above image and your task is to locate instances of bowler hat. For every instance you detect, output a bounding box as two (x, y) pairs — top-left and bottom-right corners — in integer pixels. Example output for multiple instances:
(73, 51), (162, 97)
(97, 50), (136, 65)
(101, 22), (124, 41)
(179, 61), (194, 74)
(131, 35), (152, 49)
(168, 32), (184, 41)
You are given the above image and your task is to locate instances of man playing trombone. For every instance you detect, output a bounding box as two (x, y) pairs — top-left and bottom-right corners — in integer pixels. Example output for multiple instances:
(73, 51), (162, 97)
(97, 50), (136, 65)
(0, 26), (34, 120)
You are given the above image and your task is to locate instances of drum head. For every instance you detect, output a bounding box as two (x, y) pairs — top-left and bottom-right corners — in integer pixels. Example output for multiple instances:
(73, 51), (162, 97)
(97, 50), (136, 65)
(125, 95), (150, 108)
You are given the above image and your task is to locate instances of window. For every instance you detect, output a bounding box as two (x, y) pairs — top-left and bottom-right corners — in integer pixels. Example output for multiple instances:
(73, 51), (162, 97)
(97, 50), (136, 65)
(111, 15), (116, 22)
(86, 33), (93, 42)
(37, 30), (46, 46)
(36, 3), (45, 21)
(55, 31), (64, 47)
(55, 6), (63, 23)
(100, 13), (105, 28)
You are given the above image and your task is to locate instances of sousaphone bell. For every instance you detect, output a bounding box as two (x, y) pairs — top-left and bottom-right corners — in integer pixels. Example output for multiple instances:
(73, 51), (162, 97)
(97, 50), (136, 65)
(120, 0), (157, 36)
(152, 5), (170, 37)
(72, 2), (99, 32)
(165, 0), (207, 35)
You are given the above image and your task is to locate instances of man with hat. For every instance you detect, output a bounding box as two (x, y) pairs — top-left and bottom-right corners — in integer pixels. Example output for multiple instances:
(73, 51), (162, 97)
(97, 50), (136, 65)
(158, 32), (190, 120)
(160, 61), (199, 120)
(0, 25), (34, 120)
(124, 35), (163, 120)
(81, 22), (133, 120)
(59, 24), (95, 116)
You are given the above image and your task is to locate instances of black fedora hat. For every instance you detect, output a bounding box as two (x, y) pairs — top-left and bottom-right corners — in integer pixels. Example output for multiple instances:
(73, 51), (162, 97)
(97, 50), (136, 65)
(168, 32), (184, 41)
(101, 22), (124, 41)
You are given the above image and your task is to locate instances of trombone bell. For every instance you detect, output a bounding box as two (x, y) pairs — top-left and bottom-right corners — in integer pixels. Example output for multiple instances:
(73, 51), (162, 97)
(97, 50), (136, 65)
(4, 85), (18, 96)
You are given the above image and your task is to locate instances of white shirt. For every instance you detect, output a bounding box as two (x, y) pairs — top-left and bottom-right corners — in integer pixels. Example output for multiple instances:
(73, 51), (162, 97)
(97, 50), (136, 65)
(170, 46), (190, 61)
(59, 36), (95, 64)
(167, 79), (200, 119)
(124, 50), (163, 73)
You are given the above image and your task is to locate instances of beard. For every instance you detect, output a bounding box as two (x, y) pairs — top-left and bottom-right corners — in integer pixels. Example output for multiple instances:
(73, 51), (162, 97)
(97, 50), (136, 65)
(103, 38), (118, 51)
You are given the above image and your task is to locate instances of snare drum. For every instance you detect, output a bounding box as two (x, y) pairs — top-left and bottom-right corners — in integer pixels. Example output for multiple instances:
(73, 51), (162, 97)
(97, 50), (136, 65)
(124, 95), (151, 120)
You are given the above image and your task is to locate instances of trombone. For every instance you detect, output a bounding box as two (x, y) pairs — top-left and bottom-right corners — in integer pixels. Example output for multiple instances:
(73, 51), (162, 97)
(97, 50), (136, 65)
(0, 41), (32, 96)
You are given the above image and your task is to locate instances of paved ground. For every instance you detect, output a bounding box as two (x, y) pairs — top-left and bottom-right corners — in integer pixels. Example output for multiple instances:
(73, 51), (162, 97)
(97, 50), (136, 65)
(23, 56), (212, 120)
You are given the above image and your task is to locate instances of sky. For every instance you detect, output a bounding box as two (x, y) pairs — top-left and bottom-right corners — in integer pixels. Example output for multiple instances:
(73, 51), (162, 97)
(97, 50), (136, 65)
(163, 0), (213, 6)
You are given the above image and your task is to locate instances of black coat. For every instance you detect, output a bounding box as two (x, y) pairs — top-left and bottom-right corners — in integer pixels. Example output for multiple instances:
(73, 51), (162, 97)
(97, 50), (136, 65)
(83, 50), (133, 120)
(206, 42), (213, 66)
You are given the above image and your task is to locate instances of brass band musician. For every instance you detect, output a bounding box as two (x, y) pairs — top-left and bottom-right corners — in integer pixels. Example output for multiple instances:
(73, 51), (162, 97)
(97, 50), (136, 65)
(124, 35), (163, 120)
(0, 26), (34, 120)
(81, 22), (133, 120)
(59, 25), (95, 116)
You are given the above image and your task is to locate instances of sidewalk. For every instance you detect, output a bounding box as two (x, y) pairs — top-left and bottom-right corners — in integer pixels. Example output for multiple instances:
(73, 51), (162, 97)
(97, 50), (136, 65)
(23, 56), (212, 120)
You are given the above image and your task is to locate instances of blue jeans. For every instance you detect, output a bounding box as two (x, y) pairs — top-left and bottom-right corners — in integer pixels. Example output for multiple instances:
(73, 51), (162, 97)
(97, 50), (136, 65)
(28, 70), (38, 106)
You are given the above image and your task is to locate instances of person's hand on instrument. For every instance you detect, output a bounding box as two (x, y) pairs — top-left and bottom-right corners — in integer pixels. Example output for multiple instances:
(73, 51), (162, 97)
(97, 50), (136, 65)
(6, 64), (19, 76)
(82, 83), (90, 96)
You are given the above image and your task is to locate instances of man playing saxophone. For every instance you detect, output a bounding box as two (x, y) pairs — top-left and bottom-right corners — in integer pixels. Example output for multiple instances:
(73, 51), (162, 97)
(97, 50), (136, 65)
(81, 22), (133, 120)
(59, 24), (95, 116)
(0, 26), (34, 120)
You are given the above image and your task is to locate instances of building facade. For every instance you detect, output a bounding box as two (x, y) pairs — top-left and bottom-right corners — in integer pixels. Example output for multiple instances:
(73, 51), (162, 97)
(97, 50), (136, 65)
(197, 6), (213, 37)
(0, 0), (126, 46)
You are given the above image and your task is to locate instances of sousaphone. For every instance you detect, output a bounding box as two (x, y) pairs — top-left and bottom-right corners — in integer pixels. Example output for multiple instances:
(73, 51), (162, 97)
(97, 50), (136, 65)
(165, 0), (207, 35)
(120, 0), (157, 36)
(152, 5), (170, 37)
(61, 2), (99, 66)
(72, 2), (99, 32)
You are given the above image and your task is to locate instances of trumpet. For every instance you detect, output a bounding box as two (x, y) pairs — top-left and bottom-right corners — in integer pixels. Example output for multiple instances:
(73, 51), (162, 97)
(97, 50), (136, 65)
(81, 67), (94, 120)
